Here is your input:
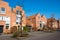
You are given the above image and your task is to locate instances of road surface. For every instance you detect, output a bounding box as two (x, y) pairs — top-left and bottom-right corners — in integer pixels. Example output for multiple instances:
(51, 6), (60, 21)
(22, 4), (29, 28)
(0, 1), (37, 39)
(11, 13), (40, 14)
(0, 31), (60, 40)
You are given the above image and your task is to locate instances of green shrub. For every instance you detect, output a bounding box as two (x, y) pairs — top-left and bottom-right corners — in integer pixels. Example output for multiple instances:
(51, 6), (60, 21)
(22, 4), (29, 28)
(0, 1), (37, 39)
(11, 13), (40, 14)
(12, 30), (20, 37)
(12, 31), (29, 37)
(12, 26), (29, 37)
(23, 26), (28, 32)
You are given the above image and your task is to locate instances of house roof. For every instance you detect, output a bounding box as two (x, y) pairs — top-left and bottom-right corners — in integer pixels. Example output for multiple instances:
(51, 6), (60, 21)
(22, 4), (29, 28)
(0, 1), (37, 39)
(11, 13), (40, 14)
(27, 13), (40, 19)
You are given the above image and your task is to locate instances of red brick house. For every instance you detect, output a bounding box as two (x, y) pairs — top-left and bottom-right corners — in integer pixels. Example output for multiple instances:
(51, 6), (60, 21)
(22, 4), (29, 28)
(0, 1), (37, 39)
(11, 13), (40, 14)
(47, 18), (58, 29)
(0, 1), (26, 33)
(26, 13), (47, 31)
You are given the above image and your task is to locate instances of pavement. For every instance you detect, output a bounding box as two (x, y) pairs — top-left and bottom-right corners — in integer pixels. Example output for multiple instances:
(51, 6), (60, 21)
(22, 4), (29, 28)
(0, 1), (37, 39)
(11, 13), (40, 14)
(0, 31), (60, 40)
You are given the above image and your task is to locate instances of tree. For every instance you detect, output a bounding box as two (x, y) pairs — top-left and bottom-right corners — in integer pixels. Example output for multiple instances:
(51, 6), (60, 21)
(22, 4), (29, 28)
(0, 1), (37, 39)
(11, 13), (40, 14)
(50, 14), (55, 30)
(16, 0), (25, 37)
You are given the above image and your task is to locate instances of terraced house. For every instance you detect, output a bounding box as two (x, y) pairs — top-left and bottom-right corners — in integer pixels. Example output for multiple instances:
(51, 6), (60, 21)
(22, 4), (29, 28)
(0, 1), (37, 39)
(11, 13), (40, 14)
(47, 18), (58, 29)
(26, 13), (47, 31)
(0, 1), (26, 33)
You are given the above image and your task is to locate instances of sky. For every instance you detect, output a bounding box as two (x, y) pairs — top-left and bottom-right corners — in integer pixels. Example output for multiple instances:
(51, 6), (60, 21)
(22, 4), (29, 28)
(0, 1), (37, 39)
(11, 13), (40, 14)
(4, 0), (60, 19)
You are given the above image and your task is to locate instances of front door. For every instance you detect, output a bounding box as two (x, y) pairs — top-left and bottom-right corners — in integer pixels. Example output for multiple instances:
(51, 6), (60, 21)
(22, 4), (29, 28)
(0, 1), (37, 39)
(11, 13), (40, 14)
(40, 23), (42, 28)
(0, 25), (3, 33)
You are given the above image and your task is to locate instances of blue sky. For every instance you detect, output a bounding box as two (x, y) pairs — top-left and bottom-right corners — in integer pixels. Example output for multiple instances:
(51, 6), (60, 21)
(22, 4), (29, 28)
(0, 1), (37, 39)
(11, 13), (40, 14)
(4, 0), (60, 19)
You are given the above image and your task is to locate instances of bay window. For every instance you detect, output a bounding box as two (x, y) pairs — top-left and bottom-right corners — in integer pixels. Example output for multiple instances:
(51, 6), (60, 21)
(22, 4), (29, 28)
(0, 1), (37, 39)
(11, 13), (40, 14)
(16, 10), (22, 24)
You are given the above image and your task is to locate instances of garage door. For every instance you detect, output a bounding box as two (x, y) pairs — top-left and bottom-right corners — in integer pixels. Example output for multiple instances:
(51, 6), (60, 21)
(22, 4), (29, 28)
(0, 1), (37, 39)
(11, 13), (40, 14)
(0, 25), (3, 33)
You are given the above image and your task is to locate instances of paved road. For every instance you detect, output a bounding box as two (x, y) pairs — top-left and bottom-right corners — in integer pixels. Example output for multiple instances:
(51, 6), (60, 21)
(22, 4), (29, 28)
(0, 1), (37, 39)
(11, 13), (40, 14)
(0, 31), (60, 40)
(24, 31), (60, 40)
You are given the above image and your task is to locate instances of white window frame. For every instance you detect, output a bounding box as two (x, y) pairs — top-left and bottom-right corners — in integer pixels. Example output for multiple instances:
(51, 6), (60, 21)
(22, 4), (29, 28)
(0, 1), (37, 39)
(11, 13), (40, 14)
(5, 16), (10, 24)
(6, 23), (10, 29)
(0, 16), (2, 20)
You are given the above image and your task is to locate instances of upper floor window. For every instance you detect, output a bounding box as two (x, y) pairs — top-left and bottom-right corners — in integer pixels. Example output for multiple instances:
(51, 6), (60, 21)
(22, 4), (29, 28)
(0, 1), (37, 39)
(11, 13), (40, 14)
(1, 8), (5, 11)
(0, 8), (6, 14)
(16, 10), (21, 15)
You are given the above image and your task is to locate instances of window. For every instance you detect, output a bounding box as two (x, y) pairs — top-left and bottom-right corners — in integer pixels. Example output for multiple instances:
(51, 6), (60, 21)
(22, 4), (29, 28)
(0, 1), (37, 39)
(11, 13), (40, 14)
(0, 8), (6, 14)
(16, 17), (20, 20)
(5, 16), (10, 24)
(0, 16), (2, 20)
(16, 10), (21, 15)
(40, 21), (42, 28)
(6, 24), (9, 29)
(40, 23), (42, 28)
(16, 22), (19, 24)
(16, 17), (21, 22)
(16, 22), (20, 24)
(1, 8), (5, 11)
